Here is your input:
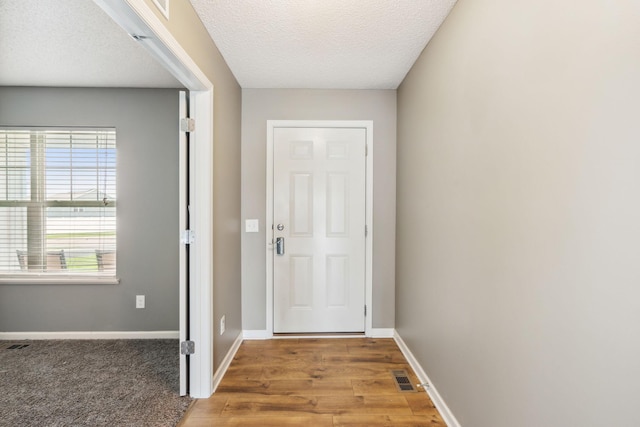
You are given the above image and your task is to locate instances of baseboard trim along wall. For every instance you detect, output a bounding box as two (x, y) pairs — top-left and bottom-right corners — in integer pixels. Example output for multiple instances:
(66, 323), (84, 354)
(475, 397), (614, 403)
(0, 331), (179, 340)
(370, 328), (395, 338)
(212, 332), (243, 392)
(393, 331), (462, 427)
(243, 330), (271, 340)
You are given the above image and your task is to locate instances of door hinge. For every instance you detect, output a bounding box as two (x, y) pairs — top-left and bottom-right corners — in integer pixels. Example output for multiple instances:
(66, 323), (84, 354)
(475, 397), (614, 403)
(364, 305), (367, 316)
(181, 230), (195, 245)
(365, 143), (368, 157)
(365, 225), (368, 237)
(180, 340), (195, 355)
(180, 117), (195, 133)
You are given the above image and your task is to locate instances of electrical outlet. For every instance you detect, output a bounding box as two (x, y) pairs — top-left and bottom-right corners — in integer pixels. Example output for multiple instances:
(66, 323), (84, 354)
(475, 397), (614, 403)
(220, 315), (225, 335)
(136, 295), (145, 309)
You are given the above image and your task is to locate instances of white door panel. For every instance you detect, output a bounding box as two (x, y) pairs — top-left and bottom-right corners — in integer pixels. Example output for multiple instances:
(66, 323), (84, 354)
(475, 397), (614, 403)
(273, 127), (366, 333)
(178, 91), (188, 395)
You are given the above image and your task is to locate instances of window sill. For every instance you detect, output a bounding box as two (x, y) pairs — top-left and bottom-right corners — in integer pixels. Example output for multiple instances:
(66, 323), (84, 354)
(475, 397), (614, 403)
(0, 275), (120, 285)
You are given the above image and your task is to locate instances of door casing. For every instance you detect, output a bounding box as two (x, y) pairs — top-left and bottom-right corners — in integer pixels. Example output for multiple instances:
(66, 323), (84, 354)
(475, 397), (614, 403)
(266, 120), (374, 337)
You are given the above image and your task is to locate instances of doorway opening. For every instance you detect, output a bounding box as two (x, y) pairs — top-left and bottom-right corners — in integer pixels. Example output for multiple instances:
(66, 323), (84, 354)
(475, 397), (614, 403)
(95, 0), (214, 398)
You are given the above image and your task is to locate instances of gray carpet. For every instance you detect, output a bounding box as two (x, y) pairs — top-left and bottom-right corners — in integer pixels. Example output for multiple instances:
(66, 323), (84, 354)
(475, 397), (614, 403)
(0, 339), (192, 427)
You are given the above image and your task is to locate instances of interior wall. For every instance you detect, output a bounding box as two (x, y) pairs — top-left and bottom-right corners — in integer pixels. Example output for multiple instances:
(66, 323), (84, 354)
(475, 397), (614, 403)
(241, 89), (397, 331)
(0, 87), (180, 332)
(396, 0), (640, 426)
(141, 0), (242, 369)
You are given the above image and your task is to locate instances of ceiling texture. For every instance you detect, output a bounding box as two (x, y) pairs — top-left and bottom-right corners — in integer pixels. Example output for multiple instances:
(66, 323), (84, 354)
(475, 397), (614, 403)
(190, 0), (457, 89)
(0, 0), (182, 88)
(0, 0), (456, 90)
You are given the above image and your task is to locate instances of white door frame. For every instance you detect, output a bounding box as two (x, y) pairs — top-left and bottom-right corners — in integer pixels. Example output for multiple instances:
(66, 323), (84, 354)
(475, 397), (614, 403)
(266, 120), (374, 337)
(94, 0), (214, 398)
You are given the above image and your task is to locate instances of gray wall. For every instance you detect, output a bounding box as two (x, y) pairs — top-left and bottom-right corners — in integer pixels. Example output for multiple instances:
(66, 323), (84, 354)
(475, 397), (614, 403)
(143, 0), (243, 370)
(241, 89), (397, 330)
(396, 0), (640, 426)
(0, 87), (180, 332)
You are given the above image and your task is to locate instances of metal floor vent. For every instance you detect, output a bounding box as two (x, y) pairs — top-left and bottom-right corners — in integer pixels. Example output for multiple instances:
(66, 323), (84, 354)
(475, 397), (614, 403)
(7, 344), (29, 350)
(391, 369), (417, 393)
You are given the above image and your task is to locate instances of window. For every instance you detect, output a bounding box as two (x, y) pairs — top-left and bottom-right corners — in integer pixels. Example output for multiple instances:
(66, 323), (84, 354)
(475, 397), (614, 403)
(0, 128), (116, 280)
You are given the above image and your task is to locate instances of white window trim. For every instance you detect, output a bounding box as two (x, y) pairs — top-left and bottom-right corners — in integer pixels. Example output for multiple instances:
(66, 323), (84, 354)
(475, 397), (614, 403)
(0, 276), (120, 285)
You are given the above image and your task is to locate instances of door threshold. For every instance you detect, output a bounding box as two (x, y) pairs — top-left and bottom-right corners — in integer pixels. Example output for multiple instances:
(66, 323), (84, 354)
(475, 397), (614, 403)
(272, 332), (365, 339)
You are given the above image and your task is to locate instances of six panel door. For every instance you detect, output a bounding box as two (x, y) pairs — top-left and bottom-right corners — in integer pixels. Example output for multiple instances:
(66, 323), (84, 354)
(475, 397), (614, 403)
(273, 127), (366, 333)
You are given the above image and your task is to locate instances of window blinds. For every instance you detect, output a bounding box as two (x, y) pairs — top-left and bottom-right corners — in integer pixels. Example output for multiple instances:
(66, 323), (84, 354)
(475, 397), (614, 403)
(0, 128), (116, 277)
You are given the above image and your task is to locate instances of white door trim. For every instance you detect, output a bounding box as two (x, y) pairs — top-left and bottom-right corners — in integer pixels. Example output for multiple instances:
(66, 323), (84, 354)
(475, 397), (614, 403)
(266, 120), (374, 337)
(94, 0), (214, 398)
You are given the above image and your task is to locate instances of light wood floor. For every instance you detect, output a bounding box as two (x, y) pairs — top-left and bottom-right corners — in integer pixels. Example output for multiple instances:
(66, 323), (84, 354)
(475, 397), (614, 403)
(178, 338), (446, 426)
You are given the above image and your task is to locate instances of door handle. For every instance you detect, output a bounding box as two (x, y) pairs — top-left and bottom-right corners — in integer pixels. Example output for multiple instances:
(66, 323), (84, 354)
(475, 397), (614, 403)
(276, 237), (285, 255)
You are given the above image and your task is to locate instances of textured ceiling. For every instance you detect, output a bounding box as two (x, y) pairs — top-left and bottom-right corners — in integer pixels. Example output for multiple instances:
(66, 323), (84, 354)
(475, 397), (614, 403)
(189, 0), (457, 89)
(0, 0), (183, 88)
(0, 0), (456, 90)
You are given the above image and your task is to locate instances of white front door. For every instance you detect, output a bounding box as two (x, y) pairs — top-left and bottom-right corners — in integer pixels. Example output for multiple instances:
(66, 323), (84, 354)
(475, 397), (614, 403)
(272, 126), (367, 333)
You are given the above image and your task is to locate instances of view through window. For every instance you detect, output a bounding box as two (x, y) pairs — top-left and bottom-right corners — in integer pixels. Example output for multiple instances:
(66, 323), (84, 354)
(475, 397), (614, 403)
(0, 128), (116, 277)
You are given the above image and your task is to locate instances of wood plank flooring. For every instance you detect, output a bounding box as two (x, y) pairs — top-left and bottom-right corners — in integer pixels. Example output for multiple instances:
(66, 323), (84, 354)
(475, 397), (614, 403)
(178, 338), (446, 426)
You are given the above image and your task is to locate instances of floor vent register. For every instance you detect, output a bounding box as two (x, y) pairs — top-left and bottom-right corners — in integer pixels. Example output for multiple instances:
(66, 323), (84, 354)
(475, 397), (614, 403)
(391, 369), (417, 392)
(6, 344), (30, 350)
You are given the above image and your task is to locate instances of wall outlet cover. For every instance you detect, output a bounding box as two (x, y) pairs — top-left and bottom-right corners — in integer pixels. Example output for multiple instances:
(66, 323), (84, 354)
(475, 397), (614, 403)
(136, 295), (145, 309)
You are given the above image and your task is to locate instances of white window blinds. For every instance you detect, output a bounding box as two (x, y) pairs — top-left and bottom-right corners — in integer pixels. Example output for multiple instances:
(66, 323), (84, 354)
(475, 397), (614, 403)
(0, 128), (116, 277)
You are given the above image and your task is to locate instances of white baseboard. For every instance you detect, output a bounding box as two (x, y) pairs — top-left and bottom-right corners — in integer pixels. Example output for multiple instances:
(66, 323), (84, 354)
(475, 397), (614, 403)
(394, 331), (461, 427)
(243, 330), (272, 340)
(369, 328), (395, 338)
(0, 331), (179, 340)
(212, 332), (243, 392)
